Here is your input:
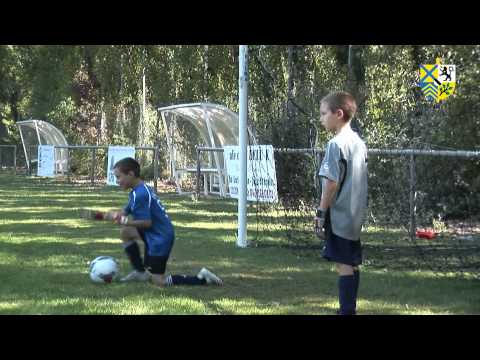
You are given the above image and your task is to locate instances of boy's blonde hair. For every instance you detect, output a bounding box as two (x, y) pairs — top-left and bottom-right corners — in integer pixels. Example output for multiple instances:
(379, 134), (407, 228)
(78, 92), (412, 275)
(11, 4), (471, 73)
(321, 91), (357, 122)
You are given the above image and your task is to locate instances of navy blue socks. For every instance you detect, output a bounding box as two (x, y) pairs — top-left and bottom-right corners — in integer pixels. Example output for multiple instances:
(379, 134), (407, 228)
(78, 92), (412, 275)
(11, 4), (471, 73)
(338, 275), (356, 315)
(353, 270), (360, 311)
(166, 275), (207, 286)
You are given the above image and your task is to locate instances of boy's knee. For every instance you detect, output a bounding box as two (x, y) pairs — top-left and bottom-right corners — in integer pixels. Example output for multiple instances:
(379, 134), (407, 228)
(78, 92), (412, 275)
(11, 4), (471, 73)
(336, 263), (354, 276)
(120, 226), (139, 241)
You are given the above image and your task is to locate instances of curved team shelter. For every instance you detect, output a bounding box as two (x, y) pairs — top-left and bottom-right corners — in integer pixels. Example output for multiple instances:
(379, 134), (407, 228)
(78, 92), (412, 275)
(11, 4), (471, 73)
(16, 119), (69, 175)
(158, 103), (256, 196)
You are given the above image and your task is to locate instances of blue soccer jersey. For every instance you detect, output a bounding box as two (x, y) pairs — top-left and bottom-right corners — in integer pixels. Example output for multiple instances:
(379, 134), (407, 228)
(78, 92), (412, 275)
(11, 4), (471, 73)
(124, 183), (175, 256)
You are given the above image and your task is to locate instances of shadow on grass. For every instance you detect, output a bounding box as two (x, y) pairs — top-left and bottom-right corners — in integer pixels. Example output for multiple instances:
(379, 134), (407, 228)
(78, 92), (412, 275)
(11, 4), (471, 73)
(0, 259), (479, 315)
(1, 175), (479, 314)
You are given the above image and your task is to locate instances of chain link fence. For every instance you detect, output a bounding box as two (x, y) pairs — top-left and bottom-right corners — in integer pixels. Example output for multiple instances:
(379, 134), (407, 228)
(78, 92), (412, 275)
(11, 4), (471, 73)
(0, 145), (17, 174)
(195, 146), (480, 278)
(4, 142), (480, 277)
(7, 144), (166, 192)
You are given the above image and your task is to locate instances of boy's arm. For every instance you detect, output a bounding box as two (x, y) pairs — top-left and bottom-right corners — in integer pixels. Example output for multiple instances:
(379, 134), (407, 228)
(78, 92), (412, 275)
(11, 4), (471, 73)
(103, 210), (126, 221)
(79, 209), (127, 222)
(80, 193), (153, 229)
(319, 179), (338, 211)
(314, 141), (341, 237)
(116, 217), (152, 229)
(116, 191), (153, 229)
(314, 179), (338, 238)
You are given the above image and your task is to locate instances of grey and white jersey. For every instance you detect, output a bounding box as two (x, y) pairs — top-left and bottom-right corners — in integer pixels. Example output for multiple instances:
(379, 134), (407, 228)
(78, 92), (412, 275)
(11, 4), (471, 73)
(319, 125), (368, 241)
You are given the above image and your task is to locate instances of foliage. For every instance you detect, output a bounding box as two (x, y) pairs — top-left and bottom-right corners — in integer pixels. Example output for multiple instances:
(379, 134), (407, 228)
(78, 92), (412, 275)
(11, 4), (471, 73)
(0, 174), (478, 315)
(1, 45), (479, 215)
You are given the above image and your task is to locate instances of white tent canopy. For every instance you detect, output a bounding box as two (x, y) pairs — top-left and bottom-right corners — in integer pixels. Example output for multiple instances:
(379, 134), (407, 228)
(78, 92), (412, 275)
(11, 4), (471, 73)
(158, 103), (256, 196)
(16, 120), (69, 174)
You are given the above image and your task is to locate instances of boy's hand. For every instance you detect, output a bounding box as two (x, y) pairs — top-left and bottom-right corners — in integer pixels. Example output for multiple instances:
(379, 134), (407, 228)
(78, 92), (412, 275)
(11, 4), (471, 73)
(314, 209), (326, 239)
(104, 211), (121, 221)
(78, 209), (129, 224)
(113, 214), (129, 225)
(79, 209), (105, 221)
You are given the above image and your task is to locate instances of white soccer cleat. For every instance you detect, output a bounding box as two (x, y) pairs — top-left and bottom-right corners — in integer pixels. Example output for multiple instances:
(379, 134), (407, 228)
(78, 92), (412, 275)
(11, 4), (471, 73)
(197, 267), (223, 286)
(120, 270), (151, 283)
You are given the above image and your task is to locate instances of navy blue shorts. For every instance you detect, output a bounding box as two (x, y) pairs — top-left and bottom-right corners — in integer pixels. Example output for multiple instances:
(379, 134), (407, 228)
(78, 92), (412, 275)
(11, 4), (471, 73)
(322, 211), (362, 267)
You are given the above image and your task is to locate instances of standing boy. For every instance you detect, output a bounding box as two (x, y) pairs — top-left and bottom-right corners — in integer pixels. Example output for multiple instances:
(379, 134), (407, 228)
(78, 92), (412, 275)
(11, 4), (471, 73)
(314, 92), (368, 315)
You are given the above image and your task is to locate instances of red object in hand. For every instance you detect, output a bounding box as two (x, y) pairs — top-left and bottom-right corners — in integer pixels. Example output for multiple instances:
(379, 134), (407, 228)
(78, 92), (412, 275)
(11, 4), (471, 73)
(94, 212), (104, 221)
(416, 229), (436, 239)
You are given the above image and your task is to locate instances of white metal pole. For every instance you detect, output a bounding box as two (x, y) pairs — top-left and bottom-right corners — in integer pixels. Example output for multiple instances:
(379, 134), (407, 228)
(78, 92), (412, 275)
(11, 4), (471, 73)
(34, 120), (42, 174)
(34, 120), (41, 145)
(18, 125), (30, 173)
(237, 45), (248, 248)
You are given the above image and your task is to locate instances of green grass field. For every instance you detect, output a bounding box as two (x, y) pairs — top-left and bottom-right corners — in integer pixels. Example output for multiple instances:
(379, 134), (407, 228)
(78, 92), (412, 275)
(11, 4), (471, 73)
(0, 174), (479, 315)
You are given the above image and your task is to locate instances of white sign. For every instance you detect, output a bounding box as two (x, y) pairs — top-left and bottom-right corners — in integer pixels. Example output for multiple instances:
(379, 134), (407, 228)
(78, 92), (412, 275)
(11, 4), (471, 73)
(106, 146), (136, 186)
(37, 145), (55, 177)
(224, 145), (278, 203)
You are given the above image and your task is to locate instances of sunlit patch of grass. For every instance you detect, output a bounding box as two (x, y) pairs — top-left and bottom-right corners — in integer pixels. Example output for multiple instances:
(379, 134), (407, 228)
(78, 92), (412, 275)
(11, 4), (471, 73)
(0, 174), (479, 315)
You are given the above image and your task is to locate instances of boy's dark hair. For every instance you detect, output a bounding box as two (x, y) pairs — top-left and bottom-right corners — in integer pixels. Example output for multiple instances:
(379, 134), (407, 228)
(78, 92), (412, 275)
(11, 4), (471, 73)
(321, 91), (357, 122)
(114, 157), (140, 177)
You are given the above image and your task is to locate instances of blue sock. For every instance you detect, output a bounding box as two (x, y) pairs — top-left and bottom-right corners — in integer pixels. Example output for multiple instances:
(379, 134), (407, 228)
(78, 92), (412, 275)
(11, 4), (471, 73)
(353, 270), (360, 311)
(338, 275), (356, 315)
(166, 275), (207, 286)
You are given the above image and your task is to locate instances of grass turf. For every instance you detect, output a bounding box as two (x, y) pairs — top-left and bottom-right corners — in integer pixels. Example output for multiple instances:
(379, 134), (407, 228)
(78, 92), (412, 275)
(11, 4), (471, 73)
(0, 174), (479, 315)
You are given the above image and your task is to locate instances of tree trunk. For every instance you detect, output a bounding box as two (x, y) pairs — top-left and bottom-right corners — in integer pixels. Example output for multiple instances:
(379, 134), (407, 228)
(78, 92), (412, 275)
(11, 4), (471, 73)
(203, 45), (209, 102)
(286, 45), (297, 144)
(411, 45), (424, 140)
(347, 45), (365, 102)
(347, 45), (357, 95)
(0, 92), (20, 141)
(10, 92), (20, 123)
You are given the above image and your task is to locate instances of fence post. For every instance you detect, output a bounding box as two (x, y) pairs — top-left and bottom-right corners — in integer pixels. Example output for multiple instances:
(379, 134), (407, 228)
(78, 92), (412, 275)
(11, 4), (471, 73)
(154, 146), (159, 193)
(13, 145), (17, 175)
(27, 146), (32, 176)
(314, 150), (322, 201)
(91, 148), (96, 185)
(409, 153), (417, 241)
(196, 147), (201, 199)
(66, 149), (71, 184)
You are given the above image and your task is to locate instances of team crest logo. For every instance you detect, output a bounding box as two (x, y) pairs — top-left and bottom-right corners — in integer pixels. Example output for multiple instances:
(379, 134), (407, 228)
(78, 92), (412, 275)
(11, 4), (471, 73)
(418, 57), (456, 103)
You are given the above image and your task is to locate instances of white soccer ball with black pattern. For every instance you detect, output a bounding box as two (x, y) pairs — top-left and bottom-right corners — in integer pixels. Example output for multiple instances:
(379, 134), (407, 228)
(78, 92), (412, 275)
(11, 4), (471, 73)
(89, 256), (120, 284)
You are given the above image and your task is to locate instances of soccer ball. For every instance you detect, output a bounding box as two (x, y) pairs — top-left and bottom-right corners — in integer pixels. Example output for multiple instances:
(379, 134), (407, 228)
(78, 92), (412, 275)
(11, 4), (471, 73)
(89, 256), (120, 284)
